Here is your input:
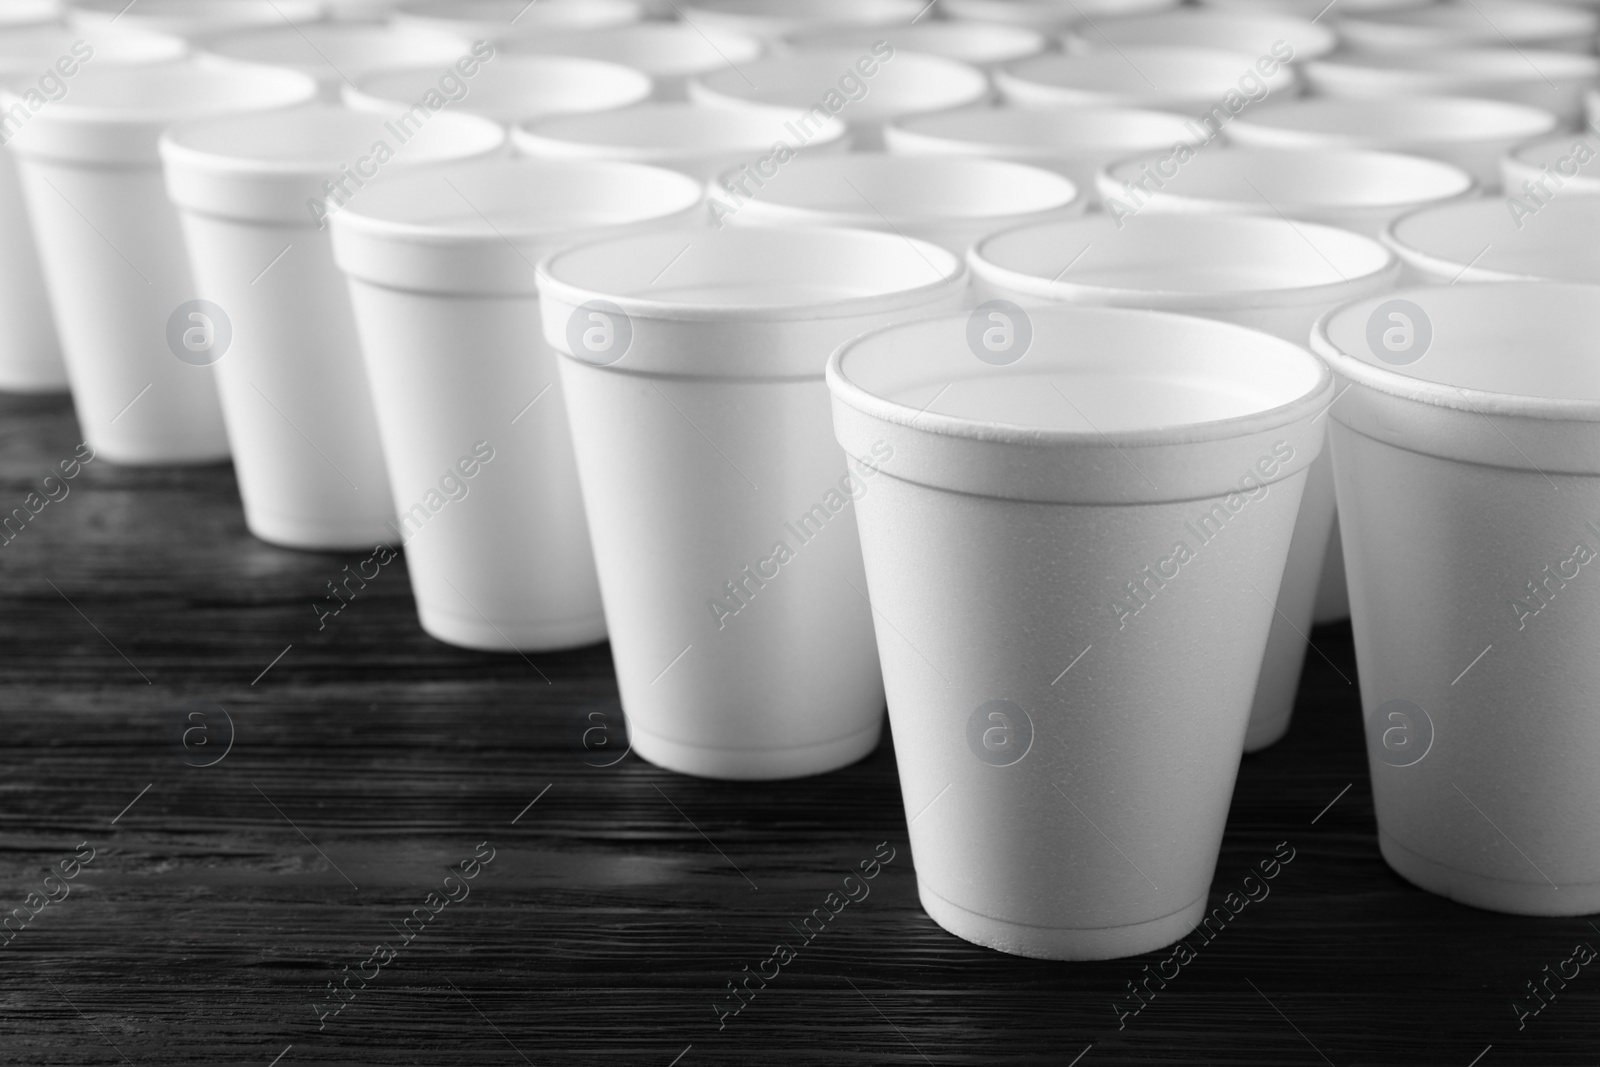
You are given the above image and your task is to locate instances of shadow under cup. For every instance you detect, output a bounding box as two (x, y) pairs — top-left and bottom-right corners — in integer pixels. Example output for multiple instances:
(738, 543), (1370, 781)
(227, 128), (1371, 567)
(827, 305), (1332, 959)
(1314, 281), (1600, 916)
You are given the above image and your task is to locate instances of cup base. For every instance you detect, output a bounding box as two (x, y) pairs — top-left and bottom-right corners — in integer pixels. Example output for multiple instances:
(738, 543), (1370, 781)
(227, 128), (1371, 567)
(1243, 710), (1291, 753)
(917, 880), (1208, 961)
(246, 511), (398, 553)
(1380, 831), (1600, 917)
(418, 604), (608, 653)
(629, 718), (883, 781)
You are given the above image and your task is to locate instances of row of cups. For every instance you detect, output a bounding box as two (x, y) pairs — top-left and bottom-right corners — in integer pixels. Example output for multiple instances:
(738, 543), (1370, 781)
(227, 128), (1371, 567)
(1, 7), (1598, 957)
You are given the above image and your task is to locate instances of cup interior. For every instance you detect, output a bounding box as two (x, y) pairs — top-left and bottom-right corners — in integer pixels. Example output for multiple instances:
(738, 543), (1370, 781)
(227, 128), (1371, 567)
(888, 105), (1202, 156)
(835, 305), (1324, 436)
(693, 50), (987, 117)
(164, 102), (504, 170)
(201, 24), (470, 79)
(340, 157), (703, 235)
(1107, 146), (1473, 208)
(1004, 46), (1287, 96)
(685, 0), (923, 29)
(785, 21), (1046, 64)
(392, 0), (641, 33)
(503, 23), (763, 76)
(1510, 131), (1600, 187)
(31, 59), (315, 120)
(543, 226), (960, 311)
(943, 0), (1181, 28)
(70, 0), (321, 32)
(1320, 282), (1600, 404)
(1309, 47), (1598, 84)
(722, 153), (1078, 222)
(1068, 10), (1336, 59)
(1340, 0), (1595, 48)
(516, 102), (841, 157)
(976, 214), (1390, 297)
(351, 55), (651, 123)
(1389, 196), (1600, 283)
(0, 0), (60, 27)
(0, 24), (185, 70)
(1231, 96), (1558, 145)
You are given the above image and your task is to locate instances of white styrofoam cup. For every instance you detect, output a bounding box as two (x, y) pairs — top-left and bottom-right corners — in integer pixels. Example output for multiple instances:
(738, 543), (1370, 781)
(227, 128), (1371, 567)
(4, 58), (317, 463)
(1313, 281), (1600, 915)
(536, 225), (968, 779)
(331, 158), (706, 651)
(970, 213), (1398, 750)
(161, 103), (505, 549)
(828, 302), (1332, 957)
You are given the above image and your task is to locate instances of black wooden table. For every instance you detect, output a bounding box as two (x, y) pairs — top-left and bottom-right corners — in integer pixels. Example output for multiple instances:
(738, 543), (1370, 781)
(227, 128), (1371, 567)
(1, 390), (1594, 1066)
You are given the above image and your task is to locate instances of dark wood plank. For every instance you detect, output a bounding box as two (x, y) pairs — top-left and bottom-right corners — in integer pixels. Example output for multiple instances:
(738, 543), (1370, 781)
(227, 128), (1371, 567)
(1, 391), (1594, 1066)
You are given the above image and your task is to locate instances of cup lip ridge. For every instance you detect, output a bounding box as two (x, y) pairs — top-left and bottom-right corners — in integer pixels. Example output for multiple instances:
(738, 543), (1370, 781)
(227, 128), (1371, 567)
(827, 303), (1335, 450)
(1310, 279), (1600, 421)
(326, 157), (706, 245)
(969, 213), (1399, 311)
(158, 102), (507, 176)
(710, 152), (1082, 225)
(1379, 196), (1600, 284)
(1225, 93), (1560, 145)
(1098, 144), (1478, 212)
(536, 223), (966, 323)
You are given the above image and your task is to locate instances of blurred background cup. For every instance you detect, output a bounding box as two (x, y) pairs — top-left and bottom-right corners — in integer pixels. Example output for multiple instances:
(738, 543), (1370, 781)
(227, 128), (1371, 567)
(0, 22), (184, 393)
(679, 0), (922, 43)
(198, 22), (474, 101)
(323, 0), (400, 21)
(3, 58), (316, 464)
(970, 213), (1397, 751)
(942, 0), (1181, 33)
(885, 105), (1207, 206)
(997, 46), (1299, 112)
(0, 0), (59, 30)
(161, 104), (505, 550)
(689, 48), (988, 152)
(781, 20), (1048, 69)
(713, 153), (1084, 255)
(344, 53), (651, 128)
(1312, 280), (1600, 916)
(1302, 49), (1600, 127)
(511, 101), (847, 181)
(1223, 96), (1561, 192)
(390, 0), (642, 41)
(331, 158), (705, 650)
(1096, 145), (1477, 238)
(68, 0), (322, 39)
(1383, 195), (1600, 285)
(501, 22), (763, 101)
(1196, 0), (1430, 13)
(1063, 8), (1337, 61)
(1335, 0), (1599, 53)
(1502, 130), (1600, 200)
(536, 225), (967, 780)
(827, 304), (1332, 958)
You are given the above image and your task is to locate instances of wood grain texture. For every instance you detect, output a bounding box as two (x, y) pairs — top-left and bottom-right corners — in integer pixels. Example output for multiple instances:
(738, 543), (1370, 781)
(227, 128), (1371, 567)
(0, 391), (1595, 1066)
